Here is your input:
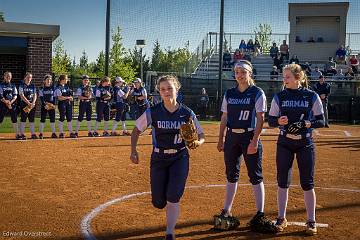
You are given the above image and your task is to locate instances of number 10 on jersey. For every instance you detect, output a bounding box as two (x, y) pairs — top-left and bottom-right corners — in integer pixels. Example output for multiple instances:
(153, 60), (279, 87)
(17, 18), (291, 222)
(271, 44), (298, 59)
(174, 134), (182, 144)
(238, 110), (250, 121)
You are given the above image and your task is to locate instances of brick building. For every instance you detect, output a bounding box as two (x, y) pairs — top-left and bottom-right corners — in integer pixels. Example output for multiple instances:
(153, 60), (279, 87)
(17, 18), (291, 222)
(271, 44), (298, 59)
(0, 22), (59, 86)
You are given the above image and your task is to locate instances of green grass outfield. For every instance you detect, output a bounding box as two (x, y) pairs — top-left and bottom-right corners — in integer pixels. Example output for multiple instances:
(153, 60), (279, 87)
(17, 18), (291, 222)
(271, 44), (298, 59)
(0, 118), (218, 133)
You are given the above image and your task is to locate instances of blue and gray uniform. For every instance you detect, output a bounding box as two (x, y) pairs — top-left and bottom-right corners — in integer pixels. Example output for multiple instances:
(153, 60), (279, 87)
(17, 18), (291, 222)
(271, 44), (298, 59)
(136, 102), (203, 209)
(132, 86), (149, 119)
(19, 82), (37, 123)
(96, 86), (112, 122)
(76, 85), (93, 122)
(113, 85), (128, 121)
(313, 82), (330, 126)
(54, 84), (73, 122)
(0, 82), (18, 123)
(221, 85), (267, 184)
(39, 86), (56, 123)
(268, 87), (324, 191)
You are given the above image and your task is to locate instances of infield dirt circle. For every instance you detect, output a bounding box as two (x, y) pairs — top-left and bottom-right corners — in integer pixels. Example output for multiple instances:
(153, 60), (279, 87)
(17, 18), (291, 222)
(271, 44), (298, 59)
(1, 124), (359, 240)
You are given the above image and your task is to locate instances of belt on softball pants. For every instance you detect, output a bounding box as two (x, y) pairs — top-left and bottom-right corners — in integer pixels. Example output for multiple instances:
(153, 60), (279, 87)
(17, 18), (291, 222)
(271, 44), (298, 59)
(280, 131), (311, 140)
(228, 128), (254, 134)
(154, 147), (186, 154)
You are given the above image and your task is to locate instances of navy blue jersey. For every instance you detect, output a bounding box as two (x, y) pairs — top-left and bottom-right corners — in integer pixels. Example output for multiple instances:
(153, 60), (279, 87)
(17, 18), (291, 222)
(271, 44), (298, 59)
(92, 86), (98, 96)
(221, 85), (267, 129)
(54, 84), (72, 100)
(113, 85), (127, 103)
(76, 85), (93, 98)
(19, 82), (36, 104)
(38, 86), (55, 105)
(0, 82), (17, 101)
(96, 86), (112, 102)
(132, 87), (148, 106)
(269, 87), (323, 134)
(136, 102), (203, 150)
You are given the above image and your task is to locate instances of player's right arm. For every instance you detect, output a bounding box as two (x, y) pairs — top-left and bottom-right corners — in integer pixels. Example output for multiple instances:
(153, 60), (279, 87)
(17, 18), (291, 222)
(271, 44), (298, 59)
(130, 108), (152, 164)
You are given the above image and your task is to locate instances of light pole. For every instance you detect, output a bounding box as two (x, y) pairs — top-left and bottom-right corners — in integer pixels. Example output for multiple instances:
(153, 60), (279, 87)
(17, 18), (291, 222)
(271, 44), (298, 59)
(136, 39), (146, 81)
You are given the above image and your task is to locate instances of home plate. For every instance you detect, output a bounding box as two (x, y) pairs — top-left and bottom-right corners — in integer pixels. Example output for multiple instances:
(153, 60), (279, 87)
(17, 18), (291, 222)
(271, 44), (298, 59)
(273, 221), (328, 228)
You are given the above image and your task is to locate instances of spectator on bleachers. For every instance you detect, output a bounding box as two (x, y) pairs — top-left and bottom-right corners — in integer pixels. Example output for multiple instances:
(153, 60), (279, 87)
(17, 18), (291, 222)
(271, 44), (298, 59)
(239, 39), (247, 51)
(325, 57), (337, 72)
(246, 39), (255, 53)
(335, 45), (346, 64)
(269, 42), (279, 59)
(311, 66), (322, 80)
(273, 53), (283, 72)
(326, 66), (337, 76)
(289, 55), (299, 64)
(313, 75), (331, 127)
(270, 66), (279, 80)
(346, 46), (352, 58)
(233, 49), (245, 64)
(280, 40), (289, 60)
(345, 67), (355, 80)
(301, 62), (312, 76)
(335, 69), (345, 80)
(349, 55), (359, 74)
(223, 50), (232, 69)
(295, 36), (302, 42)
(307, 37), (315, 43)
(253, 39), (262, 57)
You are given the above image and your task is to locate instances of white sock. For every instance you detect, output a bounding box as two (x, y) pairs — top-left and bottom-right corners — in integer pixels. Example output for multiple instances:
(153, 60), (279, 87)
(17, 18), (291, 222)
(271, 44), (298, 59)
(50, 122), (56, 133)
(304, 189), (316, 222)
(20, 122), (26, 135)
(29, 122), (35, 135)
(94, 121), (99, 132)
(12, 123), (18, 135)
(87, 121), (92, 132)
(104, 121), (109, 132)
(59, 121), (64, 134)
(39, 122), (45, 134)
(67, 121), (73, 133)
(76, 120), (81, 133)
(121, 121), (126, 130)
(166, 201), (180, 235)
(112, 120), (119, 133)
(252, 182), (265, 213)
(278, 187), (289, 218)
(224, 181), (238, 213)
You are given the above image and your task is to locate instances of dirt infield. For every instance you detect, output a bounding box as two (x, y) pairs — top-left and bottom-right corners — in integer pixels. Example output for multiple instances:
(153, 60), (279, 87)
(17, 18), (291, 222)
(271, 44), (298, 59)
(1, 124), (359, 240)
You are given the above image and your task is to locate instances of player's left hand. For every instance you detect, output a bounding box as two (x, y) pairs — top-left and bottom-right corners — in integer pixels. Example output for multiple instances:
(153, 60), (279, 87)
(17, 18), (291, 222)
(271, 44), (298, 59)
(247, 139), (258, 155)
(130, 150), (139, 164)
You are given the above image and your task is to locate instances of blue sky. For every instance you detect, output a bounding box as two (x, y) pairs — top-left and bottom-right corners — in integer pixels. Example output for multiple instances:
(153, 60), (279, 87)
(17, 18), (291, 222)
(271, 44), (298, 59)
(1, 0), (359, 62)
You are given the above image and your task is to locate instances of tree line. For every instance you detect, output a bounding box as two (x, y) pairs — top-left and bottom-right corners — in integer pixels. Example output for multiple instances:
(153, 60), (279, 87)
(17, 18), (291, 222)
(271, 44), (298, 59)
(52, 27), (193, 85)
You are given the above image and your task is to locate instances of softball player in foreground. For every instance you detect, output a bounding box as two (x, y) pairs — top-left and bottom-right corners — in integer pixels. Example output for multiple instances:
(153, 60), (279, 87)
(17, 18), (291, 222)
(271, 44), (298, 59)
(268, 63), (325, 235)
(215, 60), (274, 233)
(130, 75), (205, 240)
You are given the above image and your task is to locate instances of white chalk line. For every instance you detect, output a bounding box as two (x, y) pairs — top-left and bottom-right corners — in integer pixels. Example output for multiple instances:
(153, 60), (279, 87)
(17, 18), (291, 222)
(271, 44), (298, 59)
(81, 184), (360, 240)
